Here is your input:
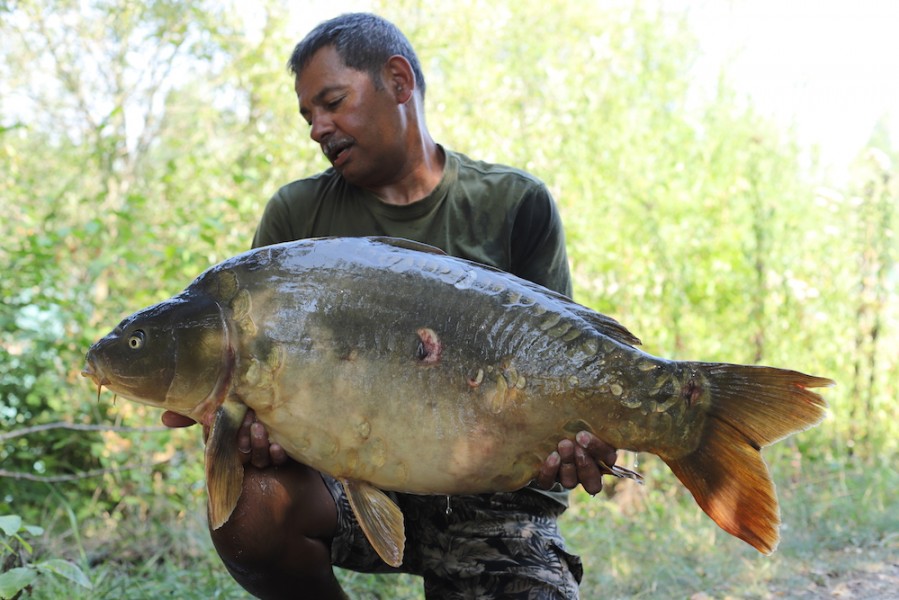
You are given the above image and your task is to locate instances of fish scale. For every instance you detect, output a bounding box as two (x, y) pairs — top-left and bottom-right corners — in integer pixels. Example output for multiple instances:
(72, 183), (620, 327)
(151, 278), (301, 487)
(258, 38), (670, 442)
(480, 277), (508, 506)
(83, 236), (832, 568)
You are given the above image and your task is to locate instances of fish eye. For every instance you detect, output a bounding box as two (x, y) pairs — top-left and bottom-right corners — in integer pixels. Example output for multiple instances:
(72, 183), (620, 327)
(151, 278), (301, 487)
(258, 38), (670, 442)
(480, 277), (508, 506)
(128, 330), (146, 350)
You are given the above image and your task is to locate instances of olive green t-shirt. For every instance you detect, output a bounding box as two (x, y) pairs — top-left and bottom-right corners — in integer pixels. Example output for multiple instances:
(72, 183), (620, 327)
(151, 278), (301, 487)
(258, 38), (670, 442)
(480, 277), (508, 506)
(251, 148), (572, 298)
(251, 148), (572, 505)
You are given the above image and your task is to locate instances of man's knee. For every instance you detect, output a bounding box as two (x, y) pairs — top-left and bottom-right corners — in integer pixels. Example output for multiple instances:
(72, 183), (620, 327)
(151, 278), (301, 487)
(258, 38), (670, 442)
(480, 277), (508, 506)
(209, 461), (337, 565)
(207, 461), (345, 598)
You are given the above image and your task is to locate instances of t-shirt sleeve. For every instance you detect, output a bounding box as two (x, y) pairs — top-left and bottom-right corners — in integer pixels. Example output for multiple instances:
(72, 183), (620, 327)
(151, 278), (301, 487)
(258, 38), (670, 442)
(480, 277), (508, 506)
(251, 188), (297, 249)
(510, 184), (573, 298)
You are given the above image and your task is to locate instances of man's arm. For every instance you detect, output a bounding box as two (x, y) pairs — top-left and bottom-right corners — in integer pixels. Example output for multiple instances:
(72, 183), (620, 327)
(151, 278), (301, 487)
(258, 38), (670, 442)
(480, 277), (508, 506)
(251, 187), (300, 249)
(510, 183), (572, 297)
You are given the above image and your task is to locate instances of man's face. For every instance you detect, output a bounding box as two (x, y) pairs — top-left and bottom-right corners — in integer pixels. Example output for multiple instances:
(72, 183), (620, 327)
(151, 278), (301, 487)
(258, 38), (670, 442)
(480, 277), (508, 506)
(295, 45), (405, 189)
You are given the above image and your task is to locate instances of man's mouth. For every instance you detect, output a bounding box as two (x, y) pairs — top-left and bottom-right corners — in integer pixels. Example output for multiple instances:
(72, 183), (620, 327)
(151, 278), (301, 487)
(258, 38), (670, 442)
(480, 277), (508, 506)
(323, 138), (354, 166)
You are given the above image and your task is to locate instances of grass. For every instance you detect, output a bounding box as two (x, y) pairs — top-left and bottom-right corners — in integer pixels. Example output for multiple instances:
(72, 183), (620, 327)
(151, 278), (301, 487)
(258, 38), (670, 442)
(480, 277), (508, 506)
(16, 453), (898, 599)
(567, 452), (899, 599)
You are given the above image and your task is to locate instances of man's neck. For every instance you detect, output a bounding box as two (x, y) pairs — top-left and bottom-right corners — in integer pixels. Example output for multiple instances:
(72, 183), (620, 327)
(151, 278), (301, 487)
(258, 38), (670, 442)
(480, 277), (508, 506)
(370, 140), (446, 206)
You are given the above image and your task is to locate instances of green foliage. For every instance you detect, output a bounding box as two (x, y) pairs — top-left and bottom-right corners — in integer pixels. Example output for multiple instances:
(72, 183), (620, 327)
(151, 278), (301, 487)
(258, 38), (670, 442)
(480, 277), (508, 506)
(1, 0), (897, 597)
(0, 514), (91, 599)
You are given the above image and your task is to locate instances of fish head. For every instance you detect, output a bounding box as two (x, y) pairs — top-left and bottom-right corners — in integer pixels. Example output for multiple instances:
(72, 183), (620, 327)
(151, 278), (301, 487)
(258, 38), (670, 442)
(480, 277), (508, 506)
(82, 289), (231, 421)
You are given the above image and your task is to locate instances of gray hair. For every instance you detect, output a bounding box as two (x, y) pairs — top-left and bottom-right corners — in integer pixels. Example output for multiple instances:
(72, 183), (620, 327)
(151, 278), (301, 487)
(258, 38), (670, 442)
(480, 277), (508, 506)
(287, 13), (426, 99)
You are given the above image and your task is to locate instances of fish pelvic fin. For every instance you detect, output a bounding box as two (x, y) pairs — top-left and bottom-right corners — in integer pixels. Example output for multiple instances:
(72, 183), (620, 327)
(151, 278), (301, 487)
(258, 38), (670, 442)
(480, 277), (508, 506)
(341, 479), (405, 568)
(663, 364), (832, 554)
(206, 397), (249, 530)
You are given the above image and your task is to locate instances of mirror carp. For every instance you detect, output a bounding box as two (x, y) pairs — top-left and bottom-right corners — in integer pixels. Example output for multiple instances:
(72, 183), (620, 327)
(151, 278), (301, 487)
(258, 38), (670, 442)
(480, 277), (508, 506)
(82, 236), (831, 567)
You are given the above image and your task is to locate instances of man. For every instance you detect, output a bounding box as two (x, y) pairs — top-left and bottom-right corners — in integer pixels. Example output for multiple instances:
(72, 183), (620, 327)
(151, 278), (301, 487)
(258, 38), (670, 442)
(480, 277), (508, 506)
(164, 13), (619, 599)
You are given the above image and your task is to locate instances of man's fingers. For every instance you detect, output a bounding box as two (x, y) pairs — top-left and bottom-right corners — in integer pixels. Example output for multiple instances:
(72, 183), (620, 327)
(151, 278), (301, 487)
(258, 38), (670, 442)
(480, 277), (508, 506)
(557, 438), (576, 462)
(574, 445), (604, 495)
(559, 462), (578, 489)
(538, 434), (620, 492)
(249, 421), (272, 468)
(535, 451), (560, 490)
(269, 443), (288, 466)
(234, 410), (286, 468)
(576, 430), (618, 473)
(557, 438), (578, 489)
(237, 411), (254, 454)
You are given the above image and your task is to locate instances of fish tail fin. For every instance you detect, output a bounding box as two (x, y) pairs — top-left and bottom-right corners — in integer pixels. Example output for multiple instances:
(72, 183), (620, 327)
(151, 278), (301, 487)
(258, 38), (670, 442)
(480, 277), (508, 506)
(662, 364), (831, 554)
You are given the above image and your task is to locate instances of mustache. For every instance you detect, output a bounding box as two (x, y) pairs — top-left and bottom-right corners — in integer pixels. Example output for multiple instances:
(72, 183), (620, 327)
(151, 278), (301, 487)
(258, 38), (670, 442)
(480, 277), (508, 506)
(322, 136), (355, 161)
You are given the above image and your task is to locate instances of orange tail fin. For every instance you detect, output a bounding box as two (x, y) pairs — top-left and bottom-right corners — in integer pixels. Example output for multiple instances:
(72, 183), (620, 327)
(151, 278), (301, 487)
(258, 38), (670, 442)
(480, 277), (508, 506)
(663, 364), (831, 554)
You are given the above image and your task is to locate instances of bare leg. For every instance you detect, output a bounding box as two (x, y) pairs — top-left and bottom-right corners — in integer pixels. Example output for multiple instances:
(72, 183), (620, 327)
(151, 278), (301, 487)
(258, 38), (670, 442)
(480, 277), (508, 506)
(209, 460), (348, 600)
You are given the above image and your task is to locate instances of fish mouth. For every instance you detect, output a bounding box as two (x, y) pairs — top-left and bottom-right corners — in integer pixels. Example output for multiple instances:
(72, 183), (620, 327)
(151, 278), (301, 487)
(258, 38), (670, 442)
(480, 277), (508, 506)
(81, 361), (111, 400)
(81, 361), (107, 385)
(322, 137), (355, 166)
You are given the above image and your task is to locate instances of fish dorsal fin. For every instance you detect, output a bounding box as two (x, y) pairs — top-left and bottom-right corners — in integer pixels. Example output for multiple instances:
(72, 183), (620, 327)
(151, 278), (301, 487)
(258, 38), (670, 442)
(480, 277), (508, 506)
(205, 396), (248, 530)
(341, 479), (406, 568)
(368, 236), (447, 255)
(368, 235), (640, 347)
(365, 236), (641, 347)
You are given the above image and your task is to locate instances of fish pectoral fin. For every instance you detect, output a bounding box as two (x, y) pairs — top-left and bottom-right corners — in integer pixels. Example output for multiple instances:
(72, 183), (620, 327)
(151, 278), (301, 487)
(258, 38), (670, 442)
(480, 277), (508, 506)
(205, 398), (248, 530)
(341, 479), (405, 568)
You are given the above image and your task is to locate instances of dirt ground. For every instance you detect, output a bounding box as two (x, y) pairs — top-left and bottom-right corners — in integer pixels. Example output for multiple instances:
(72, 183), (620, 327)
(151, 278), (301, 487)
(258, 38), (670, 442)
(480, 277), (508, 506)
(684, 545), (899, 600)
(773, 545), (899, 600)
(790, 560), (899, 599)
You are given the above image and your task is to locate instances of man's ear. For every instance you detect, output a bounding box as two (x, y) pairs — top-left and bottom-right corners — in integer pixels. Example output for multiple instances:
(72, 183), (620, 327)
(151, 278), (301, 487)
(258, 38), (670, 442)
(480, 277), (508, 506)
(384, 55), (416, 103)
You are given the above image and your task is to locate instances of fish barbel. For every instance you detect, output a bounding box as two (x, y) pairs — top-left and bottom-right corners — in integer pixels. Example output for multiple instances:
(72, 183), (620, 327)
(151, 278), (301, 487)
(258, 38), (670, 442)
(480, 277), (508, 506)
(82, 236), (831, 566)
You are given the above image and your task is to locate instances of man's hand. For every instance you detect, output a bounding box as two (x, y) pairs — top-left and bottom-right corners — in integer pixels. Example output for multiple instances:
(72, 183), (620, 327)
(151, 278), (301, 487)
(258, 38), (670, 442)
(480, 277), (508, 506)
(535, 431), (618, 495)
(236, 410), (288, 467)
(161, 409), (288, 468)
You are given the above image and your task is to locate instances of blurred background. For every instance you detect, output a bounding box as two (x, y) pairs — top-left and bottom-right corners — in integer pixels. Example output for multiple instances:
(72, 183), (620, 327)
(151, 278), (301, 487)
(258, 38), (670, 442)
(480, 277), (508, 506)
(1, 0), (896, 598)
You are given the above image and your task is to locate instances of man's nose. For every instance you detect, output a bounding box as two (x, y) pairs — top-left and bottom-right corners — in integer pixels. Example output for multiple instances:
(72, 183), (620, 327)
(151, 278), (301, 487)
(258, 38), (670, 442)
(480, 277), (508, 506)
(310, 113), (334, 143)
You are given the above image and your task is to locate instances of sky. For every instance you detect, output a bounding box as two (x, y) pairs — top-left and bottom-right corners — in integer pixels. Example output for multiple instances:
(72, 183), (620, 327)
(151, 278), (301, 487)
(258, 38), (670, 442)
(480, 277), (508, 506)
(281, 0), (899, 178)
(681, 0), (899, 176)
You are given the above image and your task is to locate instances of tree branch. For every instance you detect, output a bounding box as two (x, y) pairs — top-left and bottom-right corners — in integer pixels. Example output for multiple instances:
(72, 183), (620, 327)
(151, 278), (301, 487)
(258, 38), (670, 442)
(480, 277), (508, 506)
(0, 461), (170, 483)
(0, 422), (169, 443)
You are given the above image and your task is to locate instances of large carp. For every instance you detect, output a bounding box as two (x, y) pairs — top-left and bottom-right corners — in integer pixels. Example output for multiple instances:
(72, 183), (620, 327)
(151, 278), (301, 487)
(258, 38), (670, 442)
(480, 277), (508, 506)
(82, 236), (830, 567)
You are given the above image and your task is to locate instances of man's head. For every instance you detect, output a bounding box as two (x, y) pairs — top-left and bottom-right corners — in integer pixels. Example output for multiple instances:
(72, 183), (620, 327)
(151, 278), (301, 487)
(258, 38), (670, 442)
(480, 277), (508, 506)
(288, 12), (426, 100)
(290, 13), (436, 194)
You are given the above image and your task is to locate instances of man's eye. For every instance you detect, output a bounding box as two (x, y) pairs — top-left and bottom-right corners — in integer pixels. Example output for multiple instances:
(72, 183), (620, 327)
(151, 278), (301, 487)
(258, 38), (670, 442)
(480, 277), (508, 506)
(326, 97), (344, 110)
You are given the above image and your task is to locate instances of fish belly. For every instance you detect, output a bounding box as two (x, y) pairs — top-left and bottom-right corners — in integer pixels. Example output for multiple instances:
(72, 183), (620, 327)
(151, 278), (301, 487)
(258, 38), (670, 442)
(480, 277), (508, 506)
(244, 358), (584, 494)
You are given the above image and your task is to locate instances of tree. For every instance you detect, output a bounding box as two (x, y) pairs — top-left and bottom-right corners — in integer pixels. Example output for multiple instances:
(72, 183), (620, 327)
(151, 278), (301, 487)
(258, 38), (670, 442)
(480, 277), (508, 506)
(2, 0), (896, 596)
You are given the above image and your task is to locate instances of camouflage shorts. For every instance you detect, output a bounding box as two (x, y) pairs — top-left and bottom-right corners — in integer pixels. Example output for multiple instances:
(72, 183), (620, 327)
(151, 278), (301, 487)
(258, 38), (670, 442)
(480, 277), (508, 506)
(323, 475), (583, 599)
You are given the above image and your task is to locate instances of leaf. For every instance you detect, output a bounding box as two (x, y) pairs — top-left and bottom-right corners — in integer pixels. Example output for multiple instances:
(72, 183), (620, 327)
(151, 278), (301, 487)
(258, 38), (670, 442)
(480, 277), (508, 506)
(0, 515), (22, 537)
(36, 559), (93, 589)
(0, 567), (37, 599)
